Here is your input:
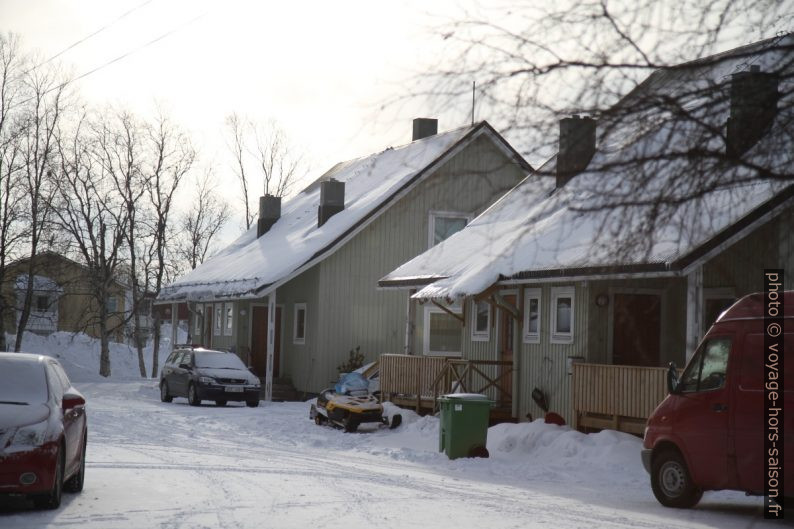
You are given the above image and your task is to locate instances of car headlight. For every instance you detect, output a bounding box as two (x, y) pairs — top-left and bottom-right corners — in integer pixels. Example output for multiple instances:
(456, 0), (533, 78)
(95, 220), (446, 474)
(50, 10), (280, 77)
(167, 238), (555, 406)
(8, 420), (48, 448)
(199, 376), (215, 384)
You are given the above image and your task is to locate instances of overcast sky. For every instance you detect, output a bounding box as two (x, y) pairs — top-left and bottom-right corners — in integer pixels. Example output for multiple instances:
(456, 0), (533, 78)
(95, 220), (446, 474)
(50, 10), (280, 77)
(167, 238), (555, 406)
(2, 0), (484, 234)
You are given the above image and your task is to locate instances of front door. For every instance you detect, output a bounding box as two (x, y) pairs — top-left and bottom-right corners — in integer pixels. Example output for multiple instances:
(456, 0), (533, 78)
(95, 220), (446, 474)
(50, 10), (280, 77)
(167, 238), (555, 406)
(498, 294), (516, 404)
(251, 306), (282, 378)
(613, 293), (661, 366)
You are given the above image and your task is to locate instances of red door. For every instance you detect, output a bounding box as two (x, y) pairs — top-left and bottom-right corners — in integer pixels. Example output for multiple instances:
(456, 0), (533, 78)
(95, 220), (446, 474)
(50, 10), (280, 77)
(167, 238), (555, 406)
(673, 335), (732, 490)
(613, 293), (661, 366)
(498, 295), (516, 404)
(251, 306), (281, 378)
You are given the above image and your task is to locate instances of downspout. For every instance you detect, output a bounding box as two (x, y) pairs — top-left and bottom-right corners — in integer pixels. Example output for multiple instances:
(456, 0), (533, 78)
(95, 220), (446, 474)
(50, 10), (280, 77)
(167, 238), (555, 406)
(512, 286), (523, 420)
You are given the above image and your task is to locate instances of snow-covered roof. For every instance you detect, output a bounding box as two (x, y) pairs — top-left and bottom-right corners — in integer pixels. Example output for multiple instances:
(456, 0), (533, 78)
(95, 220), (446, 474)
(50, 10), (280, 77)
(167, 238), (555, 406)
(380, 35), (794, 300)
(160, 122), (527, 302)
(15, 274), (64, 294)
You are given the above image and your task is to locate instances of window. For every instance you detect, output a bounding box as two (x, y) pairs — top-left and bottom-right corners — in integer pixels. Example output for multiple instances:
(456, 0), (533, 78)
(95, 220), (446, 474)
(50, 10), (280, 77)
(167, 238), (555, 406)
(523, 288), (541, 343)
(703, 288), (736, 328)
(471, 300), (490, 341)
(423, 304), (462, 356)
(194, 305), (204, 335)
(679, 337), (731, 392)
(224, 303), (234, 336)
(34, 295), (49, 313)
(429, 211), (471, 248)
(293, 303), (306, 344)
(214, 305), (222, 336)
(550, 286), (574, 344)
(106, 296), (118, 313)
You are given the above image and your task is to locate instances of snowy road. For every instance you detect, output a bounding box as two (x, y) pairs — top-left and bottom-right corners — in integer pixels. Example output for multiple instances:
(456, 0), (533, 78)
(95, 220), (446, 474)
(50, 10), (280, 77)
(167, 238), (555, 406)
(0, 382), (779, 528)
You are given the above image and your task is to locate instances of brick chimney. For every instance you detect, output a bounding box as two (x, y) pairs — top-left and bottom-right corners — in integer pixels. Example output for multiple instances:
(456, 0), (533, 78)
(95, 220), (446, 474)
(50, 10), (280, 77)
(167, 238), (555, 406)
(318, 179), (345, 227)
(726, 65), (779, 157)
(257, 195), (281, 237)
(412, 118), (438, 141)
(557, 115), (596, 188)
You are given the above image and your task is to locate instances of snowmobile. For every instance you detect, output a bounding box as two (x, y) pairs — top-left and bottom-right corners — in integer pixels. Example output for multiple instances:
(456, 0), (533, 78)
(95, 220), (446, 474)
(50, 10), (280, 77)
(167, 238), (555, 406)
(310, 372), (401, 432)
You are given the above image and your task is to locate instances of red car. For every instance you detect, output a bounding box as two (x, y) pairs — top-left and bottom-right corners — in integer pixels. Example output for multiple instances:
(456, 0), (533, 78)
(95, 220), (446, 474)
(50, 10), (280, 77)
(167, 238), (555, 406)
(0, 353), (87, 509)
(642, 292), (793, 508)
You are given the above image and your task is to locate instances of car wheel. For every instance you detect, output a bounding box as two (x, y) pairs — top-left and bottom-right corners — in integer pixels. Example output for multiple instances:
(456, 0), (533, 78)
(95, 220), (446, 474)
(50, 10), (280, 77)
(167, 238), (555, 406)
(34, 443), (63, 509)
(64, 432), (86, 493)
(188, 384), (201, 406)
(160, 381), (173, 403)
(246, 398), (260, 408)
(651, 449), (703, 508)
(215, 400), (227, 407)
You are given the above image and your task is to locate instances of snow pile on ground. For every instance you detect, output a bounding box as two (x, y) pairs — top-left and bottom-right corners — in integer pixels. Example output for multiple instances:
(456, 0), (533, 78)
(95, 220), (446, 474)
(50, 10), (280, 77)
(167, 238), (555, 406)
(366, 403), (646, 486)
(3, 324), (187, 382)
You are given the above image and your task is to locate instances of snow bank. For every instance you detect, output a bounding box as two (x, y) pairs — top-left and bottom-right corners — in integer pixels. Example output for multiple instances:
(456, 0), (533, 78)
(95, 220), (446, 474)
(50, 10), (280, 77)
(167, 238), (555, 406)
(4, 324), (188, 382)
(362, 403), (646, 487)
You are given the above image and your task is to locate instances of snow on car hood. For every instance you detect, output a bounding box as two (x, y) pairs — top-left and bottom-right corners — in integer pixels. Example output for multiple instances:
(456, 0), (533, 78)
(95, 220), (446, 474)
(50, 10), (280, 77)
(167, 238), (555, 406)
(197, 368), (258, 383)
(0, 402), (50, 430)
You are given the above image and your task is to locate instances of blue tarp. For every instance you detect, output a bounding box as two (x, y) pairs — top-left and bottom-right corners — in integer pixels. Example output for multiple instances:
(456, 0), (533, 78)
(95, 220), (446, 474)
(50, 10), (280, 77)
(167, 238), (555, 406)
(334, 372), (369, 395)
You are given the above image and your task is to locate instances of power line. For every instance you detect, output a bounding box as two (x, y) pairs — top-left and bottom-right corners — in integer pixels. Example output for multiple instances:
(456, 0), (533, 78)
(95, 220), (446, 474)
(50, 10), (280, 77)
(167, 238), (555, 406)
(25, 0), (157, 75)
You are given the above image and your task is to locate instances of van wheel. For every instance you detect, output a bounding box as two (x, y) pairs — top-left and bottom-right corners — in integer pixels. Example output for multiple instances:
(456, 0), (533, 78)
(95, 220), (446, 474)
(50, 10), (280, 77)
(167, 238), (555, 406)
(651, 449), (703, 508)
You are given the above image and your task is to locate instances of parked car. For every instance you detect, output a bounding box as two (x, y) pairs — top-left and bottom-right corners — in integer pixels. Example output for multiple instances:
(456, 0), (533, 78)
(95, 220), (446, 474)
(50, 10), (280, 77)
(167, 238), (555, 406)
(160, 347), (261, 407)
(642, 292), (793, 508)
(0, 353), (87, 509)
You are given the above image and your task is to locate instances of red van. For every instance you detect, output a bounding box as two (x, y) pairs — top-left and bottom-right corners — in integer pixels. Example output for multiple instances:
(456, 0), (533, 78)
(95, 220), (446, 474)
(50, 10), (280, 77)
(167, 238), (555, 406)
(642, 291), (792, 508)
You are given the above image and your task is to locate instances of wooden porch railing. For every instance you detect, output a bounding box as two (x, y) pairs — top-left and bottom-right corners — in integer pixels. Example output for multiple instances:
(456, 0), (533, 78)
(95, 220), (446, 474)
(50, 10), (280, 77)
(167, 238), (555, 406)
(572, 362), (673, 434)
(379, 354), (513, 414)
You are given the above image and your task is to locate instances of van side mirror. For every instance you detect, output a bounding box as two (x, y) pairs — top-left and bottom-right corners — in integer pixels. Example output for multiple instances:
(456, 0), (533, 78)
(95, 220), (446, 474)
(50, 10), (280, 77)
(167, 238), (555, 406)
(666, 362), (680, 394)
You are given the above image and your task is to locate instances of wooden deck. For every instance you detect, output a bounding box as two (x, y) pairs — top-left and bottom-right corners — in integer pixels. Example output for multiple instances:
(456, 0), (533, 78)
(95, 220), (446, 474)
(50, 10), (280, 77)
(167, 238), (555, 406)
(572, 362), (674, 435)
(380, 354), (514, 420)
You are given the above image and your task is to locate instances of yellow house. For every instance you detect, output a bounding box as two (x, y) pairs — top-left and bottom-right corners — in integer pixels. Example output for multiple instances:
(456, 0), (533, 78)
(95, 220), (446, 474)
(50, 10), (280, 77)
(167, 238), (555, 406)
(1, 252), (128, 343)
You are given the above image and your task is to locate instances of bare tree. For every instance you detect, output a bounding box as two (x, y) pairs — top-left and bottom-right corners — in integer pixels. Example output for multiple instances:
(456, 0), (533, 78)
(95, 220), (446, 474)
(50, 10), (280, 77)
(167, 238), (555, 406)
(54, 114), (129, 377)
(176, 169), (230, 271)
(0, 33), (27, 351)
(225, 113), (253, 230)
(402, 2), (794, 258)
(93, 110), (150, 375)
(225, 113), (305, 231)
(13, 56), (68, 352)
(144, 112), (194, 378)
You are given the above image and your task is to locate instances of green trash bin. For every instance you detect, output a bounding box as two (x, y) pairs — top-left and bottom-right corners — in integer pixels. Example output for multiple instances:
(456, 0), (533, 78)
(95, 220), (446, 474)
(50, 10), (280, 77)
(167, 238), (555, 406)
(438, 393), (493, 460)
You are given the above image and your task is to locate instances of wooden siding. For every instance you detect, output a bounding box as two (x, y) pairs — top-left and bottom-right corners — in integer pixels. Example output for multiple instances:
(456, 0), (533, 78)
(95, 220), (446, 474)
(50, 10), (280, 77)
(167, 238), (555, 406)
(517, 283), (589, 425)
(272, 264), (321, 390)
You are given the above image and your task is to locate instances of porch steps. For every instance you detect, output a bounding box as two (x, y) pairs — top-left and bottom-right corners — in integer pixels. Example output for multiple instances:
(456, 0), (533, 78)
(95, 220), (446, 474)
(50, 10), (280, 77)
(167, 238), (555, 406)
(259, 377), (301, 402)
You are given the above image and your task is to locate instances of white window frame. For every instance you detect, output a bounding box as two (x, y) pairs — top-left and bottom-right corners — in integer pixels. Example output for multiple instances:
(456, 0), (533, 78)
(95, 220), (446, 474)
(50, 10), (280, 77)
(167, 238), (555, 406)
(428, 210), (473, 248)
(423, 302), (463, 357)
(470, 299), (490, 342)
(293, 303), (306, 345)
(224, 302), (234, 336)
(194, 305), (203, 335)
(523, 288), (541, 344)
(550, 286), (575, 344)
(213, 304), (222, 336)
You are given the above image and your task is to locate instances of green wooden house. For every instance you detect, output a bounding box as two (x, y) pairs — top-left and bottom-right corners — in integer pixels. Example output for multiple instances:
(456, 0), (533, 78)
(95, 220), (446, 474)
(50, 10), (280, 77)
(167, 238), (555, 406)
(378, 36), (794, 431)
(157, 119), (530, 399)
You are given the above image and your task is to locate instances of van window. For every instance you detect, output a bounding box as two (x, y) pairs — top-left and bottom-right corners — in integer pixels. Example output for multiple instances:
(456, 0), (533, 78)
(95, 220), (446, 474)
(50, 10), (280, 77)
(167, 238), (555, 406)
(679, 337), (731, 392)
